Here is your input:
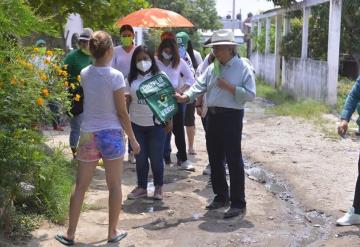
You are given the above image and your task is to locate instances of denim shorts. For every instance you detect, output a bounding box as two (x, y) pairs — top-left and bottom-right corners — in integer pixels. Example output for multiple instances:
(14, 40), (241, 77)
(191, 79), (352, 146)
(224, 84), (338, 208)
(76, 129), (125, 162)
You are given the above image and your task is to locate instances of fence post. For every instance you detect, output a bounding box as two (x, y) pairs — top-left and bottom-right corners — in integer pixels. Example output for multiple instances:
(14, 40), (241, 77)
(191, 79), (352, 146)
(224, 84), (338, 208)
(301, 6), (311, 59)
(265, 18), (271, 54)
(275, 14), (283, 88)
(327, 0), (342, 105)
(282, 14), (290, 87)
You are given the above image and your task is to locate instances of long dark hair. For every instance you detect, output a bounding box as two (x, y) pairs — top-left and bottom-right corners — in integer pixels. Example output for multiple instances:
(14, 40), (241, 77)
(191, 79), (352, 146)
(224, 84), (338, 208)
(128, 45), (159, 85)
(157, 39), (180, 68)
(186, 40), (198, 69)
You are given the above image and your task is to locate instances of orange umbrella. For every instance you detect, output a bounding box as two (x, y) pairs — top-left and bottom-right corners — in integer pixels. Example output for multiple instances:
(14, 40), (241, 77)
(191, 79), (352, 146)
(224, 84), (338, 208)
(116, 8), (194, 28)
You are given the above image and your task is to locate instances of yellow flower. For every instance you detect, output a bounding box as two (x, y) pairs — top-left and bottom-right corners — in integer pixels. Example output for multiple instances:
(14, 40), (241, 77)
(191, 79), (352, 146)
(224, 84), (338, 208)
(44, 58), (51, 65)
(64, 81), (69, 87)
(42, 88), (49, 97)
(74, 94), (81, 102)
(26, 63), (34, 70)
(56, 68), (63, 76)
(33, 47), (39, 52)
(70, 83), (76, 90)
(63, 64), (68, 70)
(46, 50), (53, 57)
(61, 70), (68, 77)
(77, 75), (81, 82)
(11, 76), (17, 85)
(36, 97), (44, 106)
(19, 59), (27, 66)
(39, 72), (48, 81)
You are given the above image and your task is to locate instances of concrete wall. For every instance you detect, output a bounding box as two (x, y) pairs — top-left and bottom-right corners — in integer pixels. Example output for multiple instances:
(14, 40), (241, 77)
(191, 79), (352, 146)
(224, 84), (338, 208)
(251, 52), (276, 86)
(282, 57), (328, 101)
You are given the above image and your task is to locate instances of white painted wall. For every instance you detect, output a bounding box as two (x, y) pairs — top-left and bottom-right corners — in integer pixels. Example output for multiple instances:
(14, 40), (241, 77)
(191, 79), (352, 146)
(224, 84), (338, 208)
(133, 27), (144, 46)
(282, 58), (328, 101)
(64, 14), (83, 50)
(251, 52), (276, 86)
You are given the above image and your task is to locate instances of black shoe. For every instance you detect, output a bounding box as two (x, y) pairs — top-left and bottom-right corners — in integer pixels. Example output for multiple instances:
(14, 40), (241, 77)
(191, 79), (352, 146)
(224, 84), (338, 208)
(205, 200), (230, 210)
(223, 207), (246, 219)
(164, 157), (172, 165)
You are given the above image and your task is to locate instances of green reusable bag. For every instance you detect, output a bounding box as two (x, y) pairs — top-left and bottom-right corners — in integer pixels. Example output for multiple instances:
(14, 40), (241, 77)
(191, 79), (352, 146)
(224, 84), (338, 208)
(137, 73), (178, 124)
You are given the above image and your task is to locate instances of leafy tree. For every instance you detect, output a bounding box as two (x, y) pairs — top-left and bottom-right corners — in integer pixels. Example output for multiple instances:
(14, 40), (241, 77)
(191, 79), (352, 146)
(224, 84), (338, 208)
(281, 17), (302, 59)
(26, 0), (149, 46)
(146, 0), (221, 51)
(251, 21), (276, 54)
(269, 0), (360, 70)
(341, 0), (360, 70)
(268, 0), (298, 8)
(0, 0), (54, 37)
(153, 0), (222, 30)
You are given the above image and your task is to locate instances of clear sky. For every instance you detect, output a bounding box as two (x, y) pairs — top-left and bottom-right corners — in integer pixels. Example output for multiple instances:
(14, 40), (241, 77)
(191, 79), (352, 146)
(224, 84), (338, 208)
(215, 0), (275, 18)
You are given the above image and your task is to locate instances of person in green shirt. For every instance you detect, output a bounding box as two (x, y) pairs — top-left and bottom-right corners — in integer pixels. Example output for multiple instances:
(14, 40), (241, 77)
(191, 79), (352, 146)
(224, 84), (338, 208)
(63, 28), (93, 158)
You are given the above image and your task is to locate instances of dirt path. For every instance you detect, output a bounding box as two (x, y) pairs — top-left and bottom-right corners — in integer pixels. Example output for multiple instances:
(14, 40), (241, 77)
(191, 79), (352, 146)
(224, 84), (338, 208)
(12, 98), (360, 246)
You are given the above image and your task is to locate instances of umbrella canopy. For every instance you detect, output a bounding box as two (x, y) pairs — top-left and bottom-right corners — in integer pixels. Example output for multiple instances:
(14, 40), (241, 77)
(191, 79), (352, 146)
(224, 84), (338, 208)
(116, 8), (194, 28)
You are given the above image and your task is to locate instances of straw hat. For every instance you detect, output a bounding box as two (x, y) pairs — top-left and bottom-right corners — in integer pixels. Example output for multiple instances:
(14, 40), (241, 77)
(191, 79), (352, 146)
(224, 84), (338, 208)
(204, 29), (240, 47)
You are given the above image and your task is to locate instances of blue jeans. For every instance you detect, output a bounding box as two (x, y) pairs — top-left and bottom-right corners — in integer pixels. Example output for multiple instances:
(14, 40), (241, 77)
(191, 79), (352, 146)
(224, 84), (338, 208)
(132, 123), (166, 189)
(69, 113), (83, 148)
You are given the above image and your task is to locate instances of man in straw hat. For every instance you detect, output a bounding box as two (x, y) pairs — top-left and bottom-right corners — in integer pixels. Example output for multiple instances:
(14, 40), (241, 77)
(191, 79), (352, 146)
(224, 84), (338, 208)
(175, 29), (256, 219)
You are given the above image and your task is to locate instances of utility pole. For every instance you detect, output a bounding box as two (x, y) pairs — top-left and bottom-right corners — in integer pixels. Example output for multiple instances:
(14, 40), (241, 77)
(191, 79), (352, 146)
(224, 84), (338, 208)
(232, 0), (235, 33)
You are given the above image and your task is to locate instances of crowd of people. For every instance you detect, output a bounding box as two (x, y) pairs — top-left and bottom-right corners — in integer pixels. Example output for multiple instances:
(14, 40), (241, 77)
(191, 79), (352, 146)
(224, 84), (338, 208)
(49, 24), (256, 246)
(50, 23), (360, 246)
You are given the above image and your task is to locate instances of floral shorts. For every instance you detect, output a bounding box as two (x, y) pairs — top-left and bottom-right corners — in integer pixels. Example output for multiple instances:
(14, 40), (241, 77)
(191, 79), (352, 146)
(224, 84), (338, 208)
(76, 129), (125, 162)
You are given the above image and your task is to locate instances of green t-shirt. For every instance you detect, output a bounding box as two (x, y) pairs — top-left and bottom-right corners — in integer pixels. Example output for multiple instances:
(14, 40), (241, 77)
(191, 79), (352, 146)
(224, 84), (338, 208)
(63, 49), (92, 83)
(63, 49), (92, 115)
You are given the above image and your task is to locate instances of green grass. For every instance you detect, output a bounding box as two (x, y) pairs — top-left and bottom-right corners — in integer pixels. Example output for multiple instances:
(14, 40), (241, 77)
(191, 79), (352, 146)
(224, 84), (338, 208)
(337, 76), (354, 112)
(255, 77), (359, 139)
(256, 78), (331, 119)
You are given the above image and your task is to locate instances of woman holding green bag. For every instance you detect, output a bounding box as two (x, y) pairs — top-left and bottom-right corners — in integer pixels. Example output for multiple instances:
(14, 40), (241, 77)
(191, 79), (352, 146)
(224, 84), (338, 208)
(126, 45), (167, 200)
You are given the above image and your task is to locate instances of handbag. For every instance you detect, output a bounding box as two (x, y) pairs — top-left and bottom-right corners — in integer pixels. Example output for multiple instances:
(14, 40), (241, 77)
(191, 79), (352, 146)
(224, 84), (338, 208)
(136, 73), (178, 124)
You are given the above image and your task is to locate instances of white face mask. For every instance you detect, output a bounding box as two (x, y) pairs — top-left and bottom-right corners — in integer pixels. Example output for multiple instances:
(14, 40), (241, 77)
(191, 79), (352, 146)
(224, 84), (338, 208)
(136, 60), (152, 73)
(162, 51), (173, 60)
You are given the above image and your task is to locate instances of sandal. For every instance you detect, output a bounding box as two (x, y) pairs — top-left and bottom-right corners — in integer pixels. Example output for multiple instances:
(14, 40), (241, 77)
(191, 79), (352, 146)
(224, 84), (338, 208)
(154, 186), (163, 200)
(127, 187), (147, 200)
(108, 230), (128, 243)
(55, 234), (75, 246)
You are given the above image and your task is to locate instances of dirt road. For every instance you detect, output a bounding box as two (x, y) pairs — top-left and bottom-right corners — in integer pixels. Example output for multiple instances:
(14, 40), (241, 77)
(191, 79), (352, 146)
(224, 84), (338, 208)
(14, 98), (360, 246)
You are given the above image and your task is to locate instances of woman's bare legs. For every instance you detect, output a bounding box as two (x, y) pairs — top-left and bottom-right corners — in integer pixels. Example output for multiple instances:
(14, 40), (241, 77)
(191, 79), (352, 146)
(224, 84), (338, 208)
(103, 158), (124, 240)
(66, 161), (98, 240)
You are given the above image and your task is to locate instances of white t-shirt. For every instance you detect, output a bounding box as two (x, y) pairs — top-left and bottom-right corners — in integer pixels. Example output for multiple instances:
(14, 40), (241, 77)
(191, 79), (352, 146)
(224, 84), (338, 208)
(155, 58), (195, 89)
(80, 65), (126, 132)
(128, 72), (158, 127)
(111, 45), (136, 79)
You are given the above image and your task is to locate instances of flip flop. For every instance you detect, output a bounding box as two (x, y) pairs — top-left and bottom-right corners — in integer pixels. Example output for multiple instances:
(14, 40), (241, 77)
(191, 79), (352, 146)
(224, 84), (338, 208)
(55, 234), (75, 246)
(108, 231), (128, 243)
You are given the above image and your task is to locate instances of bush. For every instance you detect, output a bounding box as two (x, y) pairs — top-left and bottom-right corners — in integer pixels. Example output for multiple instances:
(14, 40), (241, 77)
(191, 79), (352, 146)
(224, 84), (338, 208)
(0, 44), (74, 239)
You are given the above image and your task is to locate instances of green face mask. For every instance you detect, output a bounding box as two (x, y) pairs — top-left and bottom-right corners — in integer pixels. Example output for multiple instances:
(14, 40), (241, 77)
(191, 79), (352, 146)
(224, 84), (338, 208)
(213, 58), (221, 76)
(38, 47), (46, 55)
(81, 48), (91, 56)
(121, 36), (133, 47)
